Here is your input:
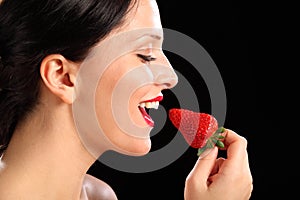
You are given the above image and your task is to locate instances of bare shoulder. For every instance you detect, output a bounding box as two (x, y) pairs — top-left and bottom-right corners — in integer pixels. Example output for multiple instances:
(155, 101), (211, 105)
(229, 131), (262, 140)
(81, 174), (118, 200)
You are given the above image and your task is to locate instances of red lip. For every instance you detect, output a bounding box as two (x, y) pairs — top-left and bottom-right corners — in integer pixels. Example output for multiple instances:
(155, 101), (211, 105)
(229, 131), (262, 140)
(139, 95), (163, 127)
(143, 95), (163, 103)
(139, 107), (154, 127)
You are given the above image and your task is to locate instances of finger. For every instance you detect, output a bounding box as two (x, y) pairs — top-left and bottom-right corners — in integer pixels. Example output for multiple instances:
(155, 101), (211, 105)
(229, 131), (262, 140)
(186, 147), (218, 185)
(219, 129), (252, 182)
(210, 157), (225, 176)
(223, 129), (248, 164)
(207, 157), (225, 185)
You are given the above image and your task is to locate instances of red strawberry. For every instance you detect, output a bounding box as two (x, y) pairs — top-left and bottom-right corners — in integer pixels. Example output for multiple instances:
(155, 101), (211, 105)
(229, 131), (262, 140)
(168, 108), (225, 156)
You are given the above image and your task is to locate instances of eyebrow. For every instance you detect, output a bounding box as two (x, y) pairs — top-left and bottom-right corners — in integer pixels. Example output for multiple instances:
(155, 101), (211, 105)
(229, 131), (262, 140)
(148, 34), (162, 40)
(138, 33), (162, 41)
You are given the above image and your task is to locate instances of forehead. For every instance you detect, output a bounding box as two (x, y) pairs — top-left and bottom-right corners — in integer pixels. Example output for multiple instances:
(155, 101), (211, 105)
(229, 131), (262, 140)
(121, 0), (162, 32)
(94, 0), (163, 49)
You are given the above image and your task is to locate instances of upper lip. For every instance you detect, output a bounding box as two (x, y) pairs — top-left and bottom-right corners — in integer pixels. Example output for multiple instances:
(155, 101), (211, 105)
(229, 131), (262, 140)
(142, 94), (163, 103)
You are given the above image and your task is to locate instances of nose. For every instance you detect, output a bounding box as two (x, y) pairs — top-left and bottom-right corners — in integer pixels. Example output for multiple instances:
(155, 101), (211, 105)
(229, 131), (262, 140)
(150, 53), (178, 89)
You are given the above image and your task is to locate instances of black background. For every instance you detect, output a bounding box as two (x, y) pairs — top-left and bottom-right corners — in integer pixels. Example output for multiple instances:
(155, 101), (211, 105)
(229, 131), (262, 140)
(88, 0), (299, 199)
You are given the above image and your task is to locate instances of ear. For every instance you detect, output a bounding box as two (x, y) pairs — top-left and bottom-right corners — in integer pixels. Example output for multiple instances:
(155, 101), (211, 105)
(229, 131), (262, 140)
(40, 54), (79, 104)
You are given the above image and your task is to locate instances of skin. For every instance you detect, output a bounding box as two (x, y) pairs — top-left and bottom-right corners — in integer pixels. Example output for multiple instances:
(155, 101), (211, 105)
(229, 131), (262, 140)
(0, 0), (253, 199)
(184, 129), (253, 200)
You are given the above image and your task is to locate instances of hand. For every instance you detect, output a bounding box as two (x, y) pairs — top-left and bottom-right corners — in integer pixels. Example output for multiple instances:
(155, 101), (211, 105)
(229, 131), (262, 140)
(184, 129), (253, 200)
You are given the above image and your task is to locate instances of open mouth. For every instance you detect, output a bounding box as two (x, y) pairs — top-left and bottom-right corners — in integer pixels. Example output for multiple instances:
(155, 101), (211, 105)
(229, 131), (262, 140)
(138, 95), (163, 127)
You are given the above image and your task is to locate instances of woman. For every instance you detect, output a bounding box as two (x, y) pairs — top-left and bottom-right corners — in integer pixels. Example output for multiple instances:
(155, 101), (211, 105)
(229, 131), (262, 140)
(0, 0), (253, 199)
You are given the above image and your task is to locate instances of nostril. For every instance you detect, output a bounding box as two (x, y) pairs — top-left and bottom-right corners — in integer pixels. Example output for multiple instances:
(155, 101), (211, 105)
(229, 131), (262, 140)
(164, 76), (178, 89)
(154, 73), (178, 89)
(151, 65), (178, 89)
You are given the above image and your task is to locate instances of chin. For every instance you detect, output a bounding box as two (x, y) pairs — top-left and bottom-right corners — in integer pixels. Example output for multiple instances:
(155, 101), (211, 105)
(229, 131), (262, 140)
(116, 138), (152, 157)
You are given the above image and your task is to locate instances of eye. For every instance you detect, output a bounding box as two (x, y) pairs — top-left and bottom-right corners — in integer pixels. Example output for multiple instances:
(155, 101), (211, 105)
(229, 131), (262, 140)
(137, 54), (157, 64)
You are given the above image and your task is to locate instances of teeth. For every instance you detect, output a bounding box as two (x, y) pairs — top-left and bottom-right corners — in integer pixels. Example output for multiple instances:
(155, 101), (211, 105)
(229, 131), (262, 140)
(139, 101), (159, 109)
(145, 102), (152, 108)
(140, 102), (145, 108)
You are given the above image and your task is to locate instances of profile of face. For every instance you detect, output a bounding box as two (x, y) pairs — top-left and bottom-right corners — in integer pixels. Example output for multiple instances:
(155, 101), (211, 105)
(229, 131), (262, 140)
(73, 0), (178, 158)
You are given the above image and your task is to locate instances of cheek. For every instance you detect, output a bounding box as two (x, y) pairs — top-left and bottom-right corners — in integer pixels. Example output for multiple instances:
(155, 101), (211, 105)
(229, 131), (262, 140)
(94, 67), (120, 138)
(94, 63), (153, 155)
(95, 88), (152, 155)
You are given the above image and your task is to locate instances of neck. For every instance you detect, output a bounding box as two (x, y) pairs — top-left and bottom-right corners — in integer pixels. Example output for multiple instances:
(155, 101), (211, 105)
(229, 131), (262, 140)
(0, 103), (97, 199)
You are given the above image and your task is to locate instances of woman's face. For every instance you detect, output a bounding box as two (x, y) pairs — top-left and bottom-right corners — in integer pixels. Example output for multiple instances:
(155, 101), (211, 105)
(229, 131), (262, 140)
(79, 0), (178, 156)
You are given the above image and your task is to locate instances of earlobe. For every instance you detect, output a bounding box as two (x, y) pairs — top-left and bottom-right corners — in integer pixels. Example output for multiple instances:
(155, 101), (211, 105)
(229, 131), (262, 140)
(40, 54), (78, 104)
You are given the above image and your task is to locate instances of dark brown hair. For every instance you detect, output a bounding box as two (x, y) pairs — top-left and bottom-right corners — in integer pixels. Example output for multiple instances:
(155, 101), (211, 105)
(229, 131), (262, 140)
(0, 0), (136, 155)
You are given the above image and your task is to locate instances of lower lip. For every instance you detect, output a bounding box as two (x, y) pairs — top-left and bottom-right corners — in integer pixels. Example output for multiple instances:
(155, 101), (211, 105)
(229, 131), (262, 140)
(138, 107), (154, 127)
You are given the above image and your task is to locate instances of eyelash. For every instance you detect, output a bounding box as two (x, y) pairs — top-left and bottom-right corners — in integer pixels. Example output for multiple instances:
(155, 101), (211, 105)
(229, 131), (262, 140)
(137, 54), (157, 63)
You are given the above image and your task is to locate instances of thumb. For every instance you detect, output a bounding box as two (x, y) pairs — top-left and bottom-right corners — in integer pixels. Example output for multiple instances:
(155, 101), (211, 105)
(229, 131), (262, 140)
(188, 147), (218, 184)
